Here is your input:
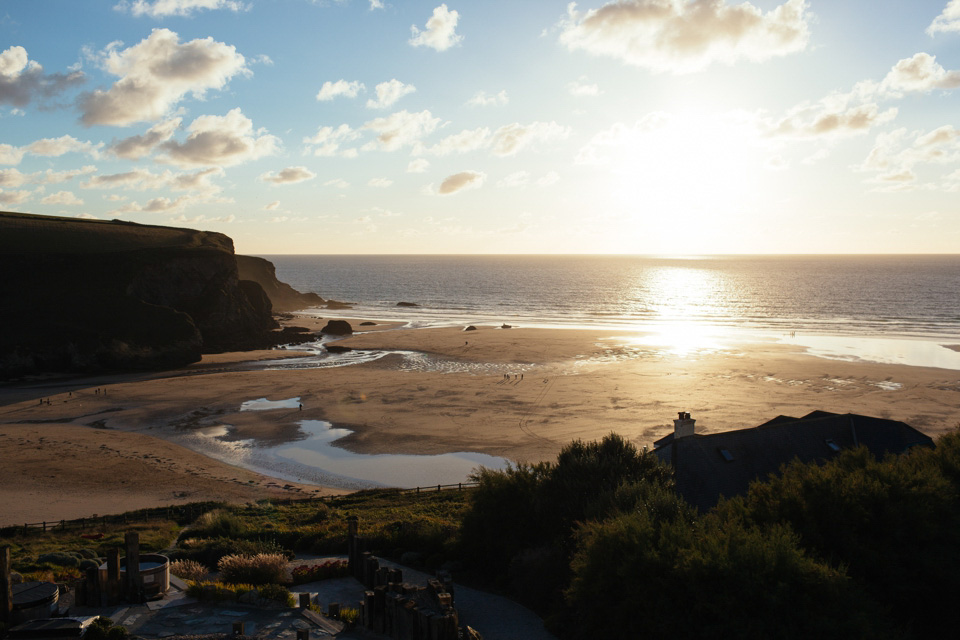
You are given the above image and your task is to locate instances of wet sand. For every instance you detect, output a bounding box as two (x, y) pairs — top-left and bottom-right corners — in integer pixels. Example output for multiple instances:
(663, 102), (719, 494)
(2, 321), (959, 525)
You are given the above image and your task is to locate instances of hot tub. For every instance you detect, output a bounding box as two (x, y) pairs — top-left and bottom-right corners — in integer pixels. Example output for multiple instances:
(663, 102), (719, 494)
(11, 581), (59, 622)
(99, 553), (170, 599)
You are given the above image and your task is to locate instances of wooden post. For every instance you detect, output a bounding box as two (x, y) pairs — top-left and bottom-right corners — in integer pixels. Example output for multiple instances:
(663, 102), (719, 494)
(125, 532), (141, 603)
(299, 592), (311, 609)
(106, 547), (121, 605)
(1, 546), (12, 624)
(232, 621), (244, 636)
(296, 630), (309, 640)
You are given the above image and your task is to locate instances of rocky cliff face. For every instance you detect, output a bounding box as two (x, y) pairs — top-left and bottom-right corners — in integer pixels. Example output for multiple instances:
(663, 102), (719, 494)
(0, 212), (278, 378)
(236, 255), (324, 312)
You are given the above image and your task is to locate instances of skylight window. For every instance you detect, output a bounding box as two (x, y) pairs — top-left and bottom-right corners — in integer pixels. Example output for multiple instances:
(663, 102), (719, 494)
(719, 448), (734, 462)
(825, 439), (842, 452)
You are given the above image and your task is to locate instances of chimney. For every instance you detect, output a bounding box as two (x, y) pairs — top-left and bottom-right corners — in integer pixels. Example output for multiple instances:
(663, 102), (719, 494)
(674, 411), (695, 439)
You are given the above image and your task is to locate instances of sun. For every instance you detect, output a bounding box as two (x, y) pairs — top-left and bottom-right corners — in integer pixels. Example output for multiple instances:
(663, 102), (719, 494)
(601, 110), (766, 252)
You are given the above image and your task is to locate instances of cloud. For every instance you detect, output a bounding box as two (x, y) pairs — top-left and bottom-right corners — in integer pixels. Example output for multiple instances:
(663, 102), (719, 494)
(437, 170), (485, 195)
(366, 79), (416, 109)
(409, 4), (463, 52)
(766, 102), (897, 140)
(362, 109), (441, 151)
(325, 178), (349, 188)
(109, 118), (181, 159)
(115, 0), (251, 18)
(1, 165), (96, 186)
(356, 215), (377, 232)
(159, 108), (279, 167)
(368, 177), (393, 187)
(0, 189), (32, 205)
(407, 158), (430, 173)
(41, 190), (84, 205)
(466, 89), (508, 107)
(928, 0), (960, 35)
(259, 166), (316, 185)
(498, 171), (530, 188)
(27, 135), (102, 157)
(80, 29), (248, 126)
(424, 127), (490, 155)
(567, 77), (601, 96)
(857, 125), (960, 191)
(264, 200), (280, 210)
(880, 53), (960, 94)
(0, 144), (25, 165)
(82, 166), (224, 194)
(369, 1), (385, 9)
(316, 79), (365, 101)
(558, 0), (810, 74)
(0, 45), (84, 108)
(537, 171), (560, 186)
(491, 121), (571, 156)
(303, 124), (361, 157)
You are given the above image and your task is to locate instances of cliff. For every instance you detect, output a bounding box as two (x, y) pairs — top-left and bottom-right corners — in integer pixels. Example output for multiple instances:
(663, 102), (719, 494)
(236, 255), (324, 312)
(0, 211), (278, 378)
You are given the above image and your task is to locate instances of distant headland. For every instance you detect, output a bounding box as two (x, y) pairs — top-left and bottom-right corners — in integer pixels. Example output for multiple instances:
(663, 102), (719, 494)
(0, 211), (322, 379)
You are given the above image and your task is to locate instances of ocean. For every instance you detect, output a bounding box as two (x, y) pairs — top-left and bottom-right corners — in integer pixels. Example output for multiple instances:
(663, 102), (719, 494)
(264, 254), (960, 339)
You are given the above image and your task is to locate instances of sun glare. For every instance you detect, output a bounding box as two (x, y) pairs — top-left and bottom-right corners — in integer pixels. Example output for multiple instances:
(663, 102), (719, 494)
(604, 111), (764, 251)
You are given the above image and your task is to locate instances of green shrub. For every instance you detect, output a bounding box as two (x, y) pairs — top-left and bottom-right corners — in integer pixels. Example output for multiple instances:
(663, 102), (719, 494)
(84, 617), (130, 640)
(75, 549), (99, 560)
(37, 552), (80, 568)
(173, 536), (292, 566)
(189, 509), (247, 538)
(258, 583), (295, 607)
(169, 559), (209, 581)
(217, 553), (287, 586)
(79, 559), (101, 572)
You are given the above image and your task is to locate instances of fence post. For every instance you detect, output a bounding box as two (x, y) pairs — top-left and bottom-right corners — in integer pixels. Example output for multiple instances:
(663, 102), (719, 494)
(1, 546), (12, 624)
(42, 521), (46, 532)
(437, 485), (440, 492)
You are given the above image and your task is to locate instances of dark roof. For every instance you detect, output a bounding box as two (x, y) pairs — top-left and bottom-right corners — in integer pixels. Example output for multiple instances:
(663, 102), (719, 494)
(654, 411), (934, 513)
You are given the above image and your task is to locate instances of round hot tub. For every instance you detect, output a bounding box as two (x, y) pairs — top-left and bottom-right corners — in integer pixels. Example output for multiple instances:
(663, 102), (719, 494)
(12, 581), (59, 622)
(99, 553), (170, 599)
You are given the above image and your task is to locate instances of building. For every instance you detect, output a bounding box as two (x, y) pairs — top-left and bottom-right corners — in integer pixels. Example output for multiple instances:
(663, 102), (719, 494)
(653, 410), (935, 512)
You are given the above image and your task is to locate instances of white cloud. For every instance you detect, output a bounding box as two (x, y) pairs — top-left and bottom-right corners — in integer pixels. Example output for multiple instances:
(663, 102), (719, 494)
(880, 53), (960, 95)
(0, 45), (84, 107)
(116, 0), (251, 18)
(303, 124), (361, 157)
(41, 190), (84, 205)
(928, 0), (960, 35)
(1, 165), (96, 187)
(424, 127), (490, 156)
(466, 90), (508, 107)
(558, 0), (810, 74)
(491, 121), (571, 156)
(368, 177), (393, 188)
(366, 79), (416, 109)
(316, 79), (365, 101)
(766, 102), (897, 140)
(567, 77), (601, 96)
(498, 171), (530, 188)
(409, 4), (463, 52)
(80, 29), (248, 126)
(264, 200), (280, 210)
(0, 144), (25, 165)
(857, 124), (960, 191)
(82, 166), (224, 195)
(362, 109), (441, 152)
(369, 1), (385, 10)
(436, 170), (485, 195)
(0, 189), (32, 205)
(159, 108), (279, 168)
(109, 118), (181, 159)
(325, 178), (350, 189)
(27, 135), (102, 158)
(0, 168), (28, 187)
(259, 166), (316, 185)
(537, 171), (560, 187)
(356, 215), (378, 232)
(407, 158), (430, 173)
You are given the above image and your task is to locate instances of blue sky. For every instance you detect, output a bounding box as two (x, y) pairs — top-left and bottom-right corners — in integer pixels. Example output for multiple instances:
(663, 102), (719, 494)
(1, 0), (959, 254)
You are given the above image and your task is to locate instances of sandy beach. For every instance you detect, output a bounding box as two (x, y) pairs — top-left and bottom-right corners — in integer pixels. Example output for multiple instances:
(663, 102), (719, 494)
(2, 319), (959, 525)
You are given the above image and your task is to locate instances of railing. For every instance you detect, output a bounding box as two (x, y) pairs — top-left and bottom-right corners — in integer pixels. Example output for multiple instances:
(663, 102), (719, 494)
(0, 482), (480, 537)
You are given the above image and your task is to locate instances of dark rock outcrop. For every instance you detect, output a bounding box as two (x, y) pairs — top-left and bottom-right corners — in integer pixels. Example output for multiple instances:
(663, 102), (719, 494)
(321, 320), (353, 336)
(0, 211), (279, 378)
(236, 255), (325, 312)
(396, 301), (419, 307)
(360, 321), (376, 326)
(464, 325), (477, 331)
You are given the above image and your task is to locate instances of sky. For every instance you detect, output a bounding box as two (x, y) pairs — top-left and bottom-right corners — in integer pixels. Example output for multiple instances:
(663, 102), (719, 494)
(1, 0), (959, 255)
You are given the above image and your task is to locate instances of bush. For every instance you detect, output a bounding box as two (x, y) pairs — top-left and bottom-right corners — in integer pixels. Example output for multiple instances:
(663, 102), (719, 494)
(79, 559), (100, 572)
(258, 583), (295, 607)
(84, 617), (130, 640)
(37, 552), (80, 568)
(169, 559), (209, 581)
(189, 509), (247, 538)
(173, 536), (292, 566)
(217, 553), (287, 586)
(75, 548), (99, 560)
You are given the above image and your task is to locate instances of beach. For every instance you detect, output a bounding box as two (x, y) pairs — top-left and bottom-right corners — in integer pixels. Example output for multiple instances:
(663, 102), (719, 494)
(2, 318), (959, 526)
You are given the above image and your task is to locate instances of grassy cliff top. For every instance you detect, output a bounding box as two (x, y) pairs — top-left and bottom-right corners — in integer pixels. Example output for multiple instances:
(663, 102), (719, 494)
(0, 211), (235, 255)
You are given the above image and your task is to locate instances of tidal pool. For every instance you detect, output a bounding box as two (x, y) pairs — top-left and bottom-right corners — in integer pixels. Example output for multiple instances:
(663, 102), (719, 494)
(183, 419), (509, 489)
